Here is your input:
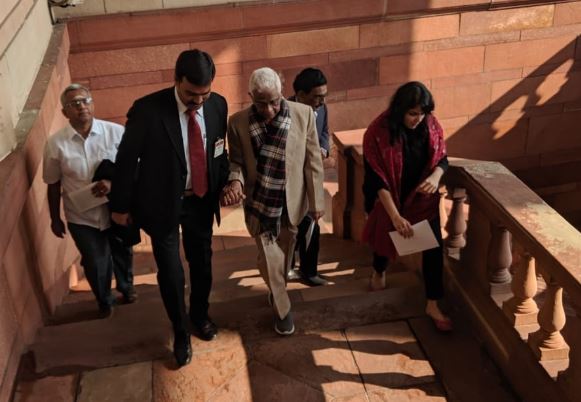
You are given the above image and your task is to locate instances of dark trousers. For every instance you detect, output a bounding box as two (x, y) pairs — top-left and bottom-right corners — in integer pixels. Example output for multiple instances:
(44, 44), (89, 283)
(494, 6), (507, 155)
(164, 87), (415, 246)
(68, 223), (134, 309)
(295, 215), (320, 278)
(150, 194), (214, 334)
(372, 217), (444, 300)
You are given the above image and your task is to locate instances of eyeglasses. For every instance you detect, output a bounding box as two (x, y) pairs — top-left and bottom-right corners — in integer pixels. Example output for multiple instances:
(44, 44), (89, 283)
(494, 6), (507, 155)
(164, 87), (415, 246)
(64, 97), (93, 109)
(252, 97), (282, 110)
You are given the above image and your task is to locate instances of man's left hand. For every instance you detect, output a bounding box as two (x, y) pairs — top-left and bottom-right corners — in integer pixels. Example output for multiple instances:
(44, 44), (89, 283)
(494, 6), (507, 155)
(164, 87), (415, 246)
(92, 180), (111, 197)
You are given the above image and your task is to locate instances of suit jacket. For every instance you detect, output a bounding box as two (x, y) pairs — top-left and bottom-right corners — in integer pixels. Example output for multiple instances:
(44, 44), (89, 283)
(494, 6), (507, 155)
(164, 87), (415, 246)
(110, 87), (229, 237)
(288, 96), (329, 154)
(227, 101), (325, 236)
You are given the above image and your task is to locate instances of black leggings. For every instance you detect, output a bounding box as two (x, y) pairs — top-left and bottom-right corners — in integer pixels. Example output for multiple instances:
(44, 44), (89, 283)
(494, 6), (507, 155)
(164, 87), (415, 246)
(373, 217), (444, 300)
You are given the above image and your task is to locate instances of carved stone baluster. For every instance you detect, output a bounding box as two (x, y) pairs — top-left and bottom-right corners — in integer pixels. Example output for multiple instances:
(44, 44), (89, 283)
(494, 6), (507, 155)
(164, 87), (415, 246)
(502, 252), (539, 325)
(487, 224), (512, 284)
(444, 187), (467, 251)
(528, 274), (569, 361)
(557, 311), (580, 399)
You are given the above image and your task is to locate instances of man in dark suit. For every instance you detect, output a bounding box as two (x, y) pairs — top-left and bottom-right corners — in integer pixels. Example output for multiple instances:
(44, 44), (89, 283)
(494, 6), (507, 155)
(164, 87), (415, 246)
(110, 49), (229, 367)
(288, 68), (330, 286)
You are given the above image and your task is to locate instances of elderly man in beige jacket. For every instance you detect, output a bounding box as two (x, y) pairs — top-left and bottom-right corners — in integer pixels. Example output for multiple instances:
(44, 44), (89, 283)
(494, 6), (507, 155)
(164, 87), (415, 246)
(222, 67), (325, 335)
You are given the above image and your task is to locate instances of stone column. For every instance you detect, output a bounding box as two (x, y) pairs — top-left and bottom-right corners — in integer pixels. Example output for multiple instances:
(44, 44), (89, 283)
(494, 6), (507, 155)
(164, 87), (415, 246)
(502, 251), (538, 325)
(444, 187), (467, 255)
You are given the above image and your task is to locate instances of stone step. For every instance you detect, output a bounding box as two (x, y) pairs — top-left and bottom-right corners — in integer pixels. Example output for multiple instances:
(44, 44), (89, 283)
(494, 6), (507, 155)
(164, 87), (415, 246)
(409, 316), (518, 402)
(30, 272), (425, 376)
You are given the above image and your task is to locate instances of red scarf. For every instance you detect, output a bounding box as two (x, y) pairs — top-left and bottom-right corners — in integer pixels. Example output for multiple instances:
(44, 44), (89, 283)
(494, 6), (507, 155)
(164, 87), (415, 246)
(362, 110), (446, 258)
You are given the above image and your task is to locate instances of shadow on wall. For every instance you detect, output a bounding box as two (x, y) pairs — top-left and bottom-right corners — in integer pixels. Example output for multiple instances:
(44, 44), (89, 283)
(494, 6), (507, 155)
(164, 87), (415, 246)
(446, 37), (581, 163)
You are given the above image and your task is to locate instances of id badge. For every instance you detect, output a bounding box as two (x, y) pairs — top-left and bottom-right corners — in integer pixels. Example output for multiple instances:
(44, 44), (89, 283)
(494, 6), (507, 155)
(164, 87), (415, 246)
(214, 138), (225, 158)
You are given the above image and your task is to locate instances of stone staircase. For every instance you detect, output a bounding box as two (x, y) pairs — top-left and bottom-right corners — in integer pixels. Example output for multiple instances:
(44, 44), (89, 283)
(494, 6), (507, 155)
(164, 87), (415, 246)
(12, 192), (520, 401)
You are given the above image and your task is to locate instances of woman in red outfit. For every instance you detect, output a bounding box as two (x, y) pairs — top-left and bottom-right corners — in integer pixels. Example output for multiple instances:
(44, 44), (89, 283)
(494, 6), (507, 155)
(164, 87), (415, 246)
(362, 81), (452, 331)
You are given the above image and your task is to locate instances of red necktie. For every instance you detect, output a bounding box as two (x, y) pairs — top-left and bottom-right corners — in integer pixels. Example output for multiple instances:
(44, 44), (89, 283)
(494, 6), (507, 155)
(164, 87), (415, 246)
(187, 109), (207, 197)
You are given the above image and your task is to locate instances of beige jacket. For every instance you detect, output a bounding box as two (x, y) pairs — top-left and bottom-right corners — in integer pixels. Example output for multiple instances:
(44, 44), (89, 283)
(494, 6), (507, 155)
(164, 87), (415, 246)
(227, 101), (325, 236)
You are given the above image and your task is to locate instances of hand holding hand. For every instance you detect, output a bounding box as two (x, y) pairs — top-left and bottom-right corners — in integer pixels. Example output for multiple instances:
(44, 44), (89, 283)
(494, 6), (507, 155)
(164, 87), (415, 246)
(221, 180), (245, 206)
(92, 180), (111, 198)
(391, 214), (413, 238)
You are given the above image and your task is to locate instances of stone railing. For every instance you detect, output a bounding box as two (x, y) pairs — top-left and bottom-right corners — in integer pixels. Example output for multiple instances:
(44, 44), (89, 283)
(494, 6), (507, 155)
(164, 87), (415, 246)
(332, 130), (581, 402)
(443, 159), (580, 402)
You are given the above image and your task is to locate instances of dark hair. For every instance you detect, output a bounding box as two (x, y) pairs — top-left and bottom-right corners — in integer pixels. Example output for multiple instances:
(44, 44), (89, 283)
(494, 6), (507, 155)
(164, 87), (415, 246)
(174, 49), (216, 86)
(292, 67), (327, 94)
(387, 81), (435, 145)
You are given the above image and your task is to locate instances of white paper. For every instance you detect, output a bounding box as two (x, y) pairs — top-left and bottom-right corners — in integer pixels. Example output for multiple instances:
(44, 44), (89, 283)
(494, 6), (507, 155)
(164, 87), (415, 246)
(389, 219), (439, 256)
(304, 219), (316, 250)
(68, 182), (108, 213)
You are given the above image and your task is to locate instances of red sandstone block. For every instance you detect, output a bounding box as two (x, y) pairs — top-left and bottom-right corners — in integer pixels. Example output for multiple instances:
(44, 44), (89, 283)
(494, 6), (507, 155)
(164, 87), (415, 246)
(89, 71), (163, 90)
(521, 22), (581, 41)
(490, 72), (581, 112)
(546, 190), (581, 213)
(329, 42), (422, 64)
(360, 15), (459, 48)
(554, 2), (581, 26)
(215, 63), (242, 77)
(460, 6), (553, 36)
(445, 119), (528, 160)
(240, 0), (383, 30)
(267, 26), (359, 58)
(564, 99), (581, 112)
(540, 145), (581, 165)
(190, 36), (267, 64)
(521, 59), (575, 78)
(431, 83), (491, 119)
(3, 225), (30, 318)
(431, 68), (522, 89)
(71, 8), (244, 52)
(528, 110), (581, 154)
(386, 0), (485, 15)
(484, 36), (576, 72)
(91, 83), (169, 120)
(242, 53), (329, 74)
(423, 31), (520, 52)
(68, 43), (189, 79)
(379, 46), (485, 85)
(280, 59), (378, 95)
(327, 97), (390, 132)
(211, 74), (247, 104)
(347, 84), (400, 101)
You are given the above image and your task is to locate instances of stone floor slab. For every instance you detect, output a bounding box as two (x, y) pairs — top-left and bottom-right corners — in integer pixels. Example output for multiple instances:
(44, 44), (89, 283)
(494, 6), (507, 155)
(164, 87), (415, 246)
(250, 330), (365, 398)
(13, 374), (77, 402)
(345, 321), (436, 390)
(368, 382), (447, 401)
(408, 316), (519, 402)
(77, 362), (151, 402)
(245, 361), (327, 402)
(152, 338), (247, 402)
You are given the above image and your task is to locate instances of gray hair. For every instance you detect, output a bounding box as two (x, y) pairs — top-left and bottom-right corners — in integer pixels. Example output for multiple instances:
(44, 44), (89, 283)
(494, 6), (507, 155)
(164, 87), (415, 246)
(60, 83), (91, 107)
(249, 67), (281, 94)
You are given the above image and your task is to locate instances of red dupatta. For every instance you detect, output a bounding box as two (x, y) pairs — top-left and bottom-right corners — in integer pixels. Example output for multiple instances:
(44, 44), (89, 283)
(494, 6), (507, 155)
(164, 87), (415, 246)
(362, 110), (446, 258)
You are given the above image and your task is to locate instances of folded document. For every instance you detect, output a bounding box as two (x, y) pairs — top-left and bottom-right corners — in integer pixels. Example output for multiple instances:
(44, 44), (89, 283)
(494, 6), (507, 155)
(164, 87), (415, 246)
(389, 219), (439, 256)
(68, 183), (108, 213)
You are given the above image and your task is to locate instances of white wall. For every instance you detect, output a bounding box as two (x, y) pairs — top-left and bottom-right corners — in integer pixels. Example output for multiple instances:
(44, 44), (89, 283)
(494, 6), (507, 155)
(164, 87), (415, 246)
(0, 0), (53, 161)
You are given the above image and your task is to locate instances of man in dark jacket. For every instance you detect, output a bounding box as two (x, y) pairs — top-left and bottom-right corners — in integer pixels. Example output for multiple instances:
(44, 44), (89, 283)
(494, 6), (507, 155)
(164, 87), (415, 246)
(110, 49), (229, 367)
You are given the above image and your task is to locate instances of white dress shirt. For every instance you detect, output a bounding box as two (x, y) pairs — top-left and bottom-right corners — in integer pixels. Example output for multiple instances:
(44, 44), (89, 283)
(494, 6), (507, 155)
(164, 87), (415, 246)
(43, 119), (124, 230)
(174, 87), (207, 190)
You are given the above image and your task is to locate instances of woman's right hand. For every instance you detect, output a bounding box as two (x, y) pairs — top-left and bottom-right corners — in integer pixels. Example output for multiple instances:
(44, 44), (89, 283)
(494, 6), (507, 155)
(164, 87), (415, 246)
(391, 214), (414, 238)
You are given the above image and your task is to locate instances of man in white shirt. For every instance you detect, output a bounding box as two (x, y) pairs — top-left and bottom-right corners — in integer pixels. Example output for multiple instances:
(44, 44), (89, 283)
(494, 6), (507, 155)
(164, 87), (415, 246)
(43, 83), (135, 318)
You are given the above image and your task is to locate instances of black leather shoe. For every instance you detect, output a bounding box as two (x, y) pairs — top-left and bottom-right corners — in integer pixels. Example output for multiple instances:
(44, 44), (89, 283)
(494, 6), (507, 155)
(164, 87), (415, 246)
(173, 331), (192, 367)
(192, 318), (218, 341)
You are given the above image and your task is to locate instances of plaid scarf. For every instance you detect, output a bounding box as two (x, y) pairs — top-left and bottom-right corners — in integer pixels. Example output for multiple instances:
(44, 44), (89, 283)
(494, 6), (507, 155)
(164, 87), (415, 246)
(245, 99), (291, 237)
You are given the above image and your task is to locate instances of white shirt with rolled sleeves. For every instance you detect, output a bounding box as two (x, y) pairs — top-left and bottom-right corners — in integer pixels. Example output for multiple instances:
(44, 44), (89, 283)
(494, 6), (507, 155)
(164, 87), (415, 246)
(43, 118), (124, 230)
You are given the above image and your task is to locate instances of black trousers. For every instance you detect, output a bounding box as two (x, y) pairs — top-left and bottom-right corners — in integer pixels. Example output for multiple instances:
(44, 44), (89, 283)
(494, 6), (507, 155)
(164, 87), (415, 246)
(372, 216), (444, 300)
(150, 194), (214, 334)
(68, 223), (133, 309)
(295, 215), (320, 278)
